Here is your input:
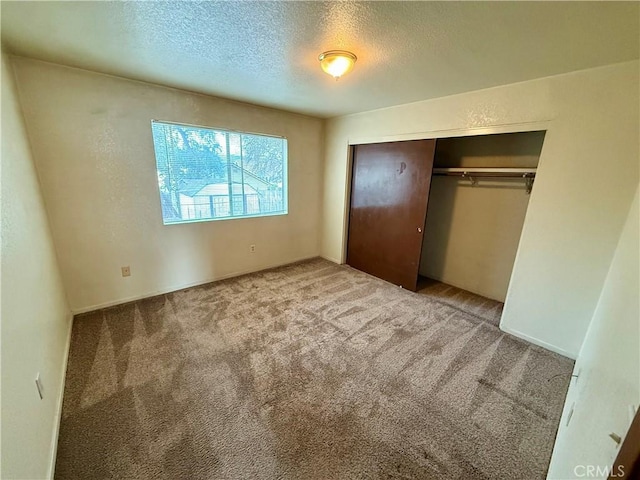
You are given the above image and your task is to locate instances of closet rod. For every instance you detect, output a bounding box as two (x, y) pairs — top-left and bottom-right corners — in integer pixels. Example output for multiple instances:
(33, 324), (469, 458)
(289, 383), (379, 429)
(432, 167), (536, 194)
(432, 167), (536, 177)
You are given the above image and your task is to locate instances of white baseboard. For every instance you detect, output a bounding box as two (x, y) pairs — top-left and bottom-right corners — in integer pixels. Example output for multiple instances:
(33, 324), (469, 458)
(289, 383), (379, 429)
(71, 255), (321, 315)
(500, 324), (576, 360)
(47, 312), (74, 479)
(319, 255), (341, 264)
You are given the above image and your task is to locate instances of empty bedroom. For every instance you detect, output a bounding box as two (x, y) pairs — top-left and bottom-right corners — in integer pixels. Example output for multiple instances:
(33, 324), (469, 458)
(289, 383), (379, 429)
(1, 1), (638, 479)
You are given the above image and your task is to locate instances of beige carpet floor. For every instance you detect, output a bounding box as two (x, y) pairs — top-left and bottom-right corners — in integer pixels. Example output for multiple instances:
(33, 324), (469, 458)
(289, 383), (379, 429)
(55, 258), (573, 479)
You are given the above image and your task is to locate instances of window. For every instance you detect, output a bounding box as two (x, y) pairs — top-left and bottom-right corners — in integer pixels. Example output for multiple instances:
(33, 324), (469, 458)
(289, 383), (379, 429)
(151, 120), (287, 224)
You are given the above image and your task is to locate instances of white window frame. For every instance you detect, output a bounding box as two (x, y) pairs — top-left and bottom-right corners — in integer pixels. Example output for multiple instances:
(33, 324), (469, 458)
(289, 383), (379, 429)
(151, 120), (288, 225)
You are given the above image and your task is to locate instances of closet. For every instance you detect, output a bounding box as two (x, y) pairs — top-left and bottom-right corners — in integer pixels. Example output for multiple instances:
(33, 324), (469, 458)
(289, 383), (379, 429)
(346, 131), (545, 301)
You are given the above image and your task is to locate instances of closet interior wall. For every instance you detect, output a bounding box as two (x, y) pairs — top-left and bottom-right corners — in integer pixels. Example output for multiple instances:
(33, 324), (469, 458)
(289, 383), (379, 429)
(419, 132), (545, 302)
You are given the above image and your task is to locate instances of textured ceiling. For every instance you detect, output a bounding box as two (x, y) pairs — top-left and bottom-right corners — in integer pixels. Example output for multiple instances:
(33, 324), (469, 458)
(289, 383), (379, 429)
(1, 1), (638, 118)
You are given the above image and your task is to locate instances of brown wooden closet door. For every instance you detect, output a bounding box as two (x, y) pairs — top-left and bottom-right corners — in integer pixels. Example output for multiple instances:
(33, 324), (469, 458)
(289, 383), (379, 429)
(347, 139), (436, 291)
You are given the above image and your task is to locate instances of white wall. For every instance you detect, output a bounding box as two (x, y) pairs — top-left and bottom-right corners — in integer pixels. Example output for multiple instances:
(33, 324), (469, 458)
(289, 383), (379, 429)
(419, 133), (543, 301)
(11, 57), (324, 313)
(1, 52), (72, 479)
(547, 185), (639, 479)
(322, 61), (639, 358)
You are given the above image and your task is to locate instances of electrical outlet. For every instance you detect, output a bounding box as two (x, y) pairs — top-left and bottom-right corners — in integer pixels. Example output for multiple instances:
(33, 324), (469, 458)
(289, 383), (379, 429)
(35, 373), (44, 400)
(121, 266), (131, 277)
(250, 245), (256, 253)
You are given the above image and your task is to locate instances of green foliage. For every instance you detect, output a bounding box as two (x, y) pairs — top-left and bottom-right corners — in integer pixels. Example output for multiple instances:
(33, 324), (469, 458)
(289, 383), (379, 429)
(241, 134), (285, 185)
(152, 123), (226, 194)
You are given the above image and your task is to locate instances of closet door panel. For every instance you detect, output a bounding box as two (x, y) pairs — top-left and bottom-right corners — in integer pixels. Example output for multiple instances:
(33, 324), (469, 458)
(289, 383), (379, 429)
(347, 139), (435, 291)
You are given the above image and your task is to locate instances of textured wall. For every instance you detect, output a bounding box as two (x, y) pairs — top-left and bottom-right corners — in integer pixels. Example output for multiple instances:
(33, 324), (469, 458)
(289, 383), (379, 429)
(1, 52), (71, 479)
(547, 185), (639, 478)
(322, 61), (639, 358)
(12, 57), (324, 312)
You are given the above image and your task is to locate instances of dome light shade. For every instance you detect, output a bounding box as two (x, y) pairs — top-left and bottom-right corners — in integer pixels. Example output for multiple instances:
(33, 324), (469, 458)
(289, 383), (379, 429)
(318, 50), (357, 79)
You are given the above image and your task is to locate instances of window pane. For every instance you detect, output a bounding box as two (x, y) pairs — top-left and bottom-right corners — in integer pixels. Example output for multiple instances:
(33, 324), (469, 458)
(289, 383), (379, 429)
(151, 121), (288, 224)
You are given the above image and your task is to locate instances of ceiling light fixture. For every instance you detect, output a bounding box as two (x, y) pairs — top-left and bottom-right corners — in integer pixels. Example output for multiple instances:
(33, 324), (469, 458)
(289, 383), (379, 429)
(318, 50), (357, 79)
